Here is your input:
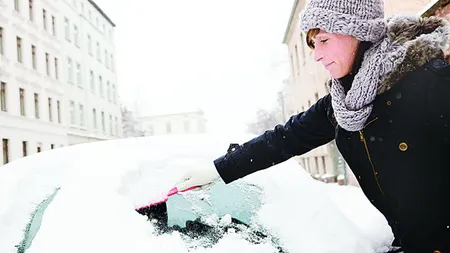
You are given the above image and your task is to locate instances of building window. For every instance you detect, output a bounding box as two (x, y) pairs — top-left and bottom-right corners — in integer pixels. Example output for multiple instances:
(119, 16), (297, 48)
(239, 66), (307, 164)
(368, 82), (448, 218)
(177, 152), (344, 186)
(48, 97), (52, 122)
(14, 0), (19, 12)
(2, 139), (9, 164)
(79, 104), (84, 127)
(99, 76), (103, 96)
(106, 81), (110, 101)
(306, 157), (311, 173)
(19, 88), (25, 116)
(101, 111), (105, 133)
(29, 0), (34, 21)
(0, 27), (3, 55)
(54, 57), (59, 79)
(22, 141), (27, 157)
(184, 120), (190, 133)
(70, 100), (75, 125)
(110, 54), (114, 72)
(315, 92), (319, 102)
(52, 16), (56, 36)
(37, 143), (41, 153)
(42, 9), (47, 30)
(87, 35), (92, 55)
(315, 156), (319, 174)
(45, 53), (50, 76)
(299, 33), (306, 64)
(76, 62), (81, 86)
(64, 17), (70, 41)
(34, 93), (39, 119)
(67, 57), (73, 83)
(96, 42), (100, 61)
(92, 108), (97, 129)
(322, 156), (327, 174)
(31, 45), (37, 69)
(289, 55), (295, 78)
(147, 125), (154, 136)
(112, 84), (116, 104)
(57, 100), (61, 123)
(105, 50), (108, 68)
(109, 114), (113, 135)
(51, 144), (54, 149)
(114, 116), (118, 136)
(74, 25), (79, 46)
(294, 45), (300, 74)
(308, 100), (311, 108)
(17, 37), (22, 63)
(0, 82), (6, 112)
(166, 122), (171, 134)
(90, 70), (95, 92)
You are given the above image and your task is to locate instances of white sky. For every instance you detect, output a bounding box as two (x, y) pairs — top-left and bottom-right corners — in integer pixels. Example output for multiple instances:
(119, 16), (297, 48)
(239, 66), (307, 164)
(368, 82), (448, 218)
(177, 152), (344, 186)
(94, 0), (295, 134)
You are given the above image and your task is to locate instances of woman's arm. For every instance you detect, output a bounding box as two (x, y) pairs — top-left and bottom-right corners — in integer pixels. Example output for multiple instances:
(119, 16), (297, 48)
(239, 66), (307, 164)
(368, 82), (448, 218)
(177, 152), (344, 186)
(215, 94), (336, 183)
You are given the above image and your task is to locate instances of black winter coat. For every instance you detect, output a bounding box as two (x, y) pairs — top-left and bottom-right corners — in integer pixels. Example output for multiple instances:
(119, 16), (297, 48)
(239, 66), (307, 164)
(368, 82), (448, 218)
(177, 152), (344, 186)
(213, 17), (450, 253)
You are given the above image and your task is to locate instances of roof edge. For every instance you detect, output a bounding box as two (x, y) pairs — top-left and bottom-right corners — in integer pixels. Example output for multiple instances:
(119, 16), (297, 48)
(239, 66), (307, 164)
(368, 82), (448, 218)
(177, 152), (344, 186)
(282, 0), (300, 44)
(88, 0), (116, 27)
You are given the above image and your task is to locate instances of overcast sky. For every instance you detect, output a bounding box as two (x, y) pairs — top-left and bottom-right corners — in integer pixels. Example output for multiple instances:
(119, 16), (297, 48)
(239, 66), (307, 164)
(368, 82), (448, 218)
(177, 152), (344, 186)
(94, 0), (295, 134)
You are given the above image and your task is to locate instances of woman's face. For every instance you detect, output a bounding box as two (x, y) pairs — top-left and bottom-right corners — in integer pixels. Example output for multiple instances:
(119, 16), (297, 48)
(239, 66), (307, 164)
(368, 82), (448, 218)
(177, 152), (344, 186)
(312, 30), (360, 79)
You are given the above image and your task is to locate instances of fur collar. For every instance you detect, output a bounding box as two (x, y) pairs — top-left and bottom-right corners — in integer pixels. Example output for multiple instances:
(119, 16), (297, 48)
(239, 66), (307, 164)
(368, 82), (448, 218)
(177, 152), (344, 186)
(378, 15), (450, 93)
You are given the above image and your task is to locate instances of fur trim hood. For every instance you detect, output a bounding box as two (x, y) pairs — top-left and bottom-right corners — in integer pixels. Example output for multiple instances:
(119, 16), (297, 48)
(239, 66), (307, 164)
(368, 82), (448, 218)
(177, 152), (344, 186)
(379, 15), (450, 93)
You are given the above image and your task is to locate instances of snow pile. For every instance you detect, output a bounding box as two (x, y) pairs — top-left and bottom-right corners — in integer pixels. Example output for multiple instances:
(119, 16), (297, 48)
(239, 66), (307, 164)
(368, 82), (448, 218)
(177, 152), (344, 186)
(0, 134), (393, 253)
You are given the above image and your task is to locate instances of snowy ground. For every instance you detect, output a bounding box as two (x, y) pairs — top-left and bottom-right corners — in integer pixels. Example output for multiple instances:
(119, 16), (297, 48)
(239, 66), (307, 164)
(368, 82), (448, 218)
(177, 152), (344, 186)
(0, 134), (394, 253)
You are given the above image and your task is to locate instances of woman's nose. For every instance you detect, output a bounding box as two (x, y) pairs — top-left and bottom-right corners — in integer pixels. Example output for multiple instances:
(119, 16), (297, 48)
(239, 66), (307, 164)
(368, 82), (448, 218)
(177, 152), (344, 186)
(314, 48), (323, 62)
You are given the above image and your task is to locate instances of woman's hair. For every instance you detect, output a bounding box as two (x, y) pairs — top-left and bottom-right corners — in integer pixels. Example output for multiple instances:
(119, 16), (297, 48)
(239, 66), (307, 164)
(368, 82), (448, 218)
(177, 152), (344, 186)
(306, 29), (320, 49)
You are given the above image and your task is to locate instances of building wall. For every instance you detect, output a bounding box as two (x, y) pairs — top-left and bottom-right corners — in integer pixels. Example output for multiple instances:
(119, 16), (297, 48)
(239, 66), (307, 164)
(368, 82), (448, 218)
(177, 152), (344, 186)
(426, 0), (450, 60)
(140, 111), (207, 136)
(59, 0), (121, 143)
(0, 0), (121, 165)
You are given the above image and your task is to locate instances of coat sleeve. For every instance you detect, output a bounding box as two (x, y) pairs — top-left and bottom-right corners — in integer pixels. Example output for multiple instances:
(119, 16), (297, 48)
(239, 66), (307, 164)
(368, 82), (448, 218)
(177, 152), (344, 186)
(427, 59), (450, 144)
(214, 94), (336, 184)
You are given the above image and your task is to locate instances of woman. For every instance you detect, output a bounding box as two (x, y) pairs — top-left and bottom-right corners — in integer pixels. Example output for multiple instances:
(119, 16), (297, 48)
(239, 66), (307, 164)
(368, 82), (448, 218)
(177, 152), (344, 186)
(175, 0), (450, 252)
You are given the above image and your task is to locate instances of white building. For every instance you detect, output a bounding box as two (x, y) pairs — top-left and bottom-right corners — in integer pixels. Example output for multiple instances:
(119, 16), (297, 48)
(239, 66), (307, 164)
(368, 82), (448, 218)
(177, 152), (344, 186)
(139, 110), (207, 136)
(0, 0), (121, 165)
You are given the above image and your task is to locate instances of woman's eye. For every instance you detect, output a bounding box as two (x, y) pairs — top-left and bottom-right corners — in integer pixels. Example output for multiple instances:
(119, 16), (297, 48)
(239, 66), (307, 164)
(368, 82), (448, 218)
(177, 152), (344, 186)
(320, 39), (329, 43)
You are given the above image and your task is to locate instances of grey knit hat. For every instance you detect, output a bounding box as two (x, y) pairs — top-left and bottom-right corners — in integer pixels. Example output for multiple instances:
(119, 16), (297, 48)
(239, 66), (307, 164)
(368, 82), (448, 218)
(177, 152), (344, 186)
(299, 0), (387, 42)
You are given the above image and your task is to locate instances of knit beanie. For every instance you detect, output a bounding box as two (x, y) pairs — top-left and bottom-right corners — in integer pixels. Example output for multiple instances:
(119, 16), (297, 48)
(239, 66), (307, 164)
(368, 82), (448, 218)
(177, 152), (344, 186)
(299, 0), (387, 42)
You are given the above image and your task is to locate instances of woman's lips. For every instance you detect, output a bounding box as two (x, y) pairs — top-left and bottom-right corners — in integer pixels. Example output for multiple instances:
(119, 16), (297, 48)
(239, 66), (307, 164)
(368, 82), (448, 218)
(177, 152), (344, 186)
(324, 62), (334, 69)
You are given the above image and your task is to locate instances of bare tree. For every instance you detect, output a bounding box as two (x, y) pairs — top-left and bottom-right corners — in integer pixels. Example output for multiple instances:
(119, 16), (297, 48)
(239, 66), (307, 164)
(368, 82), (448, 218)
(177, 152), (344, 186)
(246, 108), (283, 135)
(121, 106), (144, 137)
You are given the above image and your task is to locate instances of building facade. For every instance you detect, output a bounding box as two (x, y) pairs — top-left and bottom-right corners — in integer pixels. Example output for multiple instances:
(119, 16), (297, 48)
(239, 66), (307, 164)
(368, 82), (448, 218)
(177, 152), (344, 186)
(1, 0), (121, 165)
(421, 0), (450, 61)
(281, 0), (436, 184)
(139, 110), (207, 136)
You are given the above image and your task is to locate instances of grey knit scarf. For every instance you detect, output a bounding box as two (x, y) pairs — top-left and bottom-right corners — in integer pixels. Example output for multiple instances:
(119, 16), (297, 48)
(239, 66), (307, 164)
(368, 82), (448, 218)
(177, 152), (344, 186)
(330, 15), (450, 132)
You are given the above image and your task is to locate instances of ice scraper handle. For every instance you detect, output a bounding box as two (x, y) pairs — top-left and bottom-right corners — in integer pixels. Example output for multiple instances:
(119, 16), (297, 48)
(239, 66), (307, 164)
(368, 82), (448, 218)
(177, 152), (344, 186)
(167, 186), (199, 197)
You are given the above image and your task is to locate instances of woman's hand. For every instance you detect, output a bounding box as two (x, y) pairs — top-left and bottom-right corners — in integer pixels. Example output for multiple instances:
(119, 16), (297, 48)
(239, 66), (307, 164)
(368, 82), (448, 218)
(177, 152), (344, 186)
(175, 164), (220, 191)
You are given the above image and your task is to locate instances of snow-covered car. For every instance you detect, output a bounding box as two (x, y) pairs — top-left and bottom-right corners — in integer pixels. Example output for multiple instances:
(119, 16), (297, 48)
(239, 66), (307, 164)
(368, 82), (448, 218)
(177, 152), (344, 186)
(0, 134), (395, 253)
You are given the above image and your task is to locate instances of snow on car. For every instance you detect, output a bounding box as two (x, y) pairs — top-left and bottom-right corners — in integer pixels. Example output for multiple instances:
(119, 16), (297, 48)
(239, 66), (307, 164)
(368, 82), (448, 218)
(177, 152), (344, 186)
(0, 134), (394, 253)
